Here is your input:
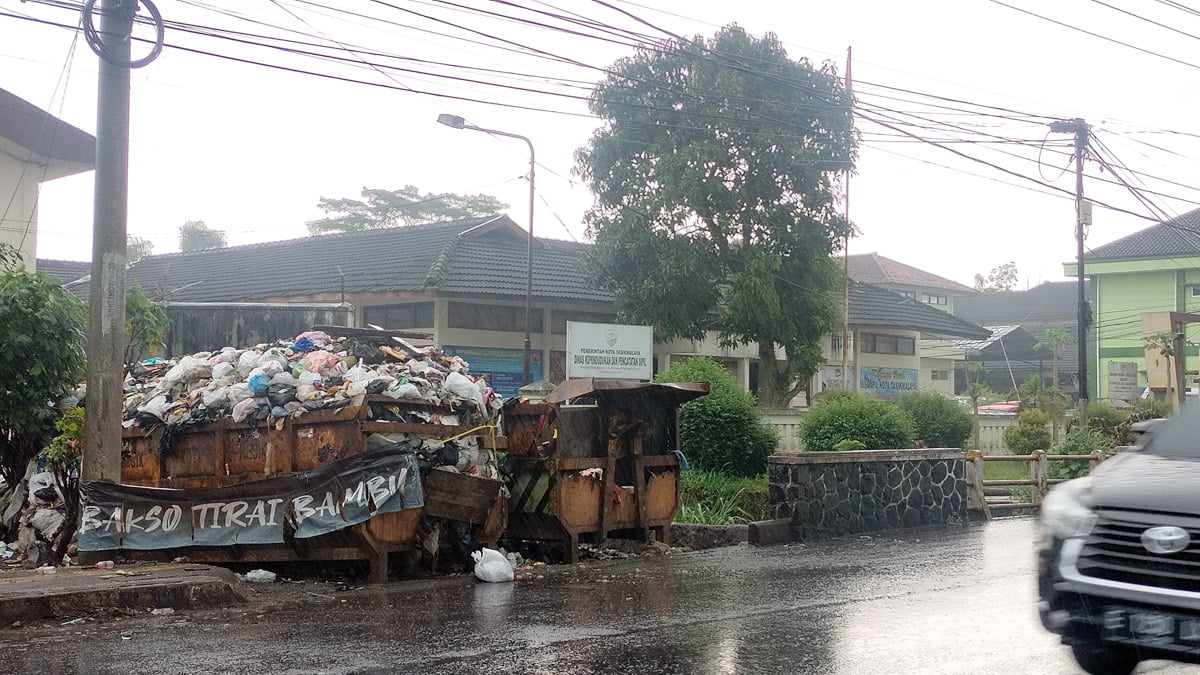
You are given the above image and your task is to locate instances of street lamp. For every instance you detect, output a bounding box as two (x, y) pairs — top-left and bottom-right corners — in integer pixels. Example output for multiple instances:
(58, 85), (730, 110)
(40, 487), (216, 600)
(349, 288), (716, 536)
(437, 114), (536, 386)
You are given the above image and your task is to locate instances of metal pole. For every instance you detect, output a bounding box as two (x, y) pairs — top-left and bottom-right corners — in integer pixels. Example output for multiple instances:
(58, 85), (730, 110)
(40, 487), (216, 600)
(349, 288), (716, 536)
(83, 0), (134, 485)
(840, 46), (852, 391)
(524, 139), (535, 386)
(436, 117), (536, 385)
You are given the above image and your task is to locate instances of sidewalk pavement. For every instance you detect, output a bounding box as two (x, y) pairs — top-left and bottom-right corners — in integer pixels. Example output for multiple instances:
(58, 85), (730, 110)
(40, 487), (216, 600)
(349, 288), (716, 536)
(0, 563), (243, 624)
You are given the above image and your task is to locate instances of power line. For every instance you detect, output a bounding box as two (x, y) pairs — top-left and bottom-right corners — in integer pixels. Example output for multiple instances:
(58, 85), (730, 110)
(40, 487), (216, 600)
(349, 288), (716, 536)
(986, 0), (1200, 71)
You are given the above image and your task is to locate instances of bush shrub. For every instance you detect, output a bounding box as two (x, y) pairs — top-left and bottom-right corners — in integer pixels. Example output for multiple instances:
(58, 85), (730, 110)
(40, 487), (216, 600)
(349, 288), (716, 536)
(897, 391), (974, 449)
(1004, 409), (1051, 453)
(799, 393), (915, 452)
(655, 356), (778, 477)
(1048, 429), (1111, 480)
(1084, 401), (1128, 442)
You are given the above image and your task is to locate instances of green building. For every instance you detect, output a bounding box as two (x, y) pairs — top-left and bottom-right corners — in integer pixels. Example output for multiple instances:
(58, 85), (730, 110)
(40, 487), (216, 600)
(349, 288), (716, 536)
(1065, 208), (1200, 401)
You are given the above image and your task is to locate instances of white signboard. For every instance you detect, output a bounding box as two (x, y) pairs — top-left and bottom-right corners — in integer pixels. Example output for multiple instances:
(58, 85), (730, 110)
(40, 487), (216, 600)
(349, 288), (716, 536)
(566, 321), (653, 381)
(1108, 361), (1138, 401)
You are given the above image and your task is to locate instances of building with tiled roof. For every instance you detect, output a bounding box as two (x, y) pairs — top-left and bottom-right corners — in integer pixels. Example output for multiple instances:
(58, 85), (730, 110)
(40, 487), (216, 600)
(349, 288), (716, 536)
(35, 259), (91, 285)
(1, 88), (95, 270)
(846, 252), (976, 314)
(72, 214), (987, 401)
(1064, 206), (1200, 403)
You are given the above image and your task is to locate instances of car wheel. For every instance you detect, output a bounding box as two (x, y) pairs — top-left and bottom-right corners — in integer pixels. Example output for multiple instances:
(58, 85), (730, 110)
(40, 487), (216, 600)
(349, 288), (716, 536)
(1070, 639), (1140, 675)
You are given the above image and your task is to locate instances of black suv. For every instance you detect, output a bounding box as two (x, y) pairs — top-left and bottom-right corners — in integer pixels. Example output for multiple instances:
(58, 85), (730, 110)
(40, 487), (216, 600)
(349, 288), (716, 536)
(1040, 409), (1200, 674)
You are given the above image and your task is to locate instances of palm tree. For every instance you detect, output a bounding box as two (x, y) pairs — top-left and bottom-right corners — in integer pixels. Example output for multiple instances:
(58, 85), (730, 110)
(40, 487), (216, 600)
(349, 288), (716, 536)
(1035, 326), (1075, 390)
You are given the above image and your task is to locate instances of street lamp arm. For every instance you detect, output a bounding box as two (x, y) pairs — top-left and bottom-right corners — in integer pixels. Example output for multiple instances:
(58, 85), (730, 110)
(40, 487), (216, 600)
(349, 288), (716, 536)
(436, 114), (536, 386)
(462, 125), (534, 160)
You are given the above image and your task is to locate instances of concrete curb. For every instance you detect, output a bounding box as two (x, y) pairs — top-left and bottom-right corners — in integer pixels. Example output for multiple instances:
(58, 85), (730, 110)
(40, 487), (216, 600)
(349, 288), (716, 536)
(0, 564), (244, 624)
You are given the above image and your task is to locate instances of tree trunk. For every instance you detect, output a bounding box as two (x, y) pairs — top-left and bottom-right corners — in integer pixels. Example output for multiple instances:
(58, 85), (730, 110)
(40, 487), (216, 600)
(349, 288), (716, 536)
(756, 343), (803, 408)
(1051, 351), (1059, 389)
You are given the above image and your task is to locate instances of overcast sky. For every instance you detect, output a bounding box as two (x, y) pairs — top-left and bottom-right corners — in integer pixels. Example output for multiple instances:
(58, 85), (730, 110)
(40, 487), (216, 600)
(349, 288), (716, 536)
(5, 0), (1200, 289)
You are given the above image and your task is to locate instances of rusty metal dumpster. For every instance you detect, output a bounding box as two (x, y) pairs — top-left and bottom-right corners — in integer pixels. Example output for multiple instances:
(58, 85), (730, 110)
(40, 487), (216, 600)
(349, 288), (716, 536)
(501, 379), (708, 562)
(113, 394), (506, 582)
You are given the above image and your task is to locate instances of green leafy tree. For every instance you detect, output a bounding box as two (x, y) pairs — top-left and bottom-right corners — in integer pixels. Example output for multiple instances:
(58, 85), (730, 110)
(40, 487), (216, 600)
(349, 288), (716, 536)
(1004, 409), (1051, 454)
(973, 261), (1019, 291)
(43, 407), (84, 563)
(578, 25), (855, 408)
(0, 269), (86, 487)
(1035, 326), (1075, 389)
(126, 235), (154, 261)
(897, 391), (973, 449)
(799, 393), (915, 452)
(180, 220), (227, 252)
(655, 356), (778, 477)
(309, 185), (508, 234)
(0, 242), (21, 270)
(124, 282), (169, 371)
(963, 360), (990, 450)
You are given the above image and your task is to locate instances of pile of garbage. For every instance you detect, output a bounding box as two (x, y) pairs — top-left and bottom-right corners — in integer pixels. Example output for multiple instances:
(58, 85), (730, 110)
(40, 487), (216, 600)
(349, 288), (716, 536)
(118, 330), (502, 434)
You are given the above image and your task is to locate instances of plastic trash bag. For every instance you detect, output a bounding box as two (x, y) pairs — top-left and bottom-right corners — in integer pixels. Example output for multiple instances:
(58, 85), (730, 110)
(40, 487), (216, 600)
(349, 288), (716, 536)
(245, 569), (277, 583)
(343, 365), (370, 383)
(225, 382), (252, 404)
(247, 371), (270, 397)
(201, 386), (231, 409)
(232, 397), (258, 423)
(270, 372), (300, 387)
(472, 548), (514, 583)
(389, 382), (421, 399)
(267, 383), (297, 407)
(163, 356), (212, 385)
(303, 350), (342, 376)
(237, 351), (260, 378)
(211, 362), (235, 380)
(445, 372), (484, 409)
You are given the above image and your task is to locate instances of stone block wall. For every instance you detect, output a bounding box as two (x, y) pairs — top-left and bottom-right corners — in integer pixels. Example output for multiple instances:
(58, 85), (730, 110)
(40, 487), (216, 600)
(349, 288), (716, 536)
(767, 449), (966, 541)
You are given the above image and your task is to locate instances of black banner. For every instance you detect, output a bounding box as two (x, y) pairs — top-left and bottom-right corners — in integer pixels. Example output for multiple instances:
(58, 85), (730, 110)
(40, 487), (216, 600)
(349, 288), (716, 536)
(79, 448), (422, 551)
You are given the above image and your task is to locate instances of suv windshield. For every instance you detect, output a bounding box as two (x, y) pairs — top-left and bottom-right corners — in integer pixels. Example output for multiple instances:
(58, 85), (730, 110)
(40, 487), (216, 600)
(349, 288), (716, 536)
(1140, 402), (1200, 457)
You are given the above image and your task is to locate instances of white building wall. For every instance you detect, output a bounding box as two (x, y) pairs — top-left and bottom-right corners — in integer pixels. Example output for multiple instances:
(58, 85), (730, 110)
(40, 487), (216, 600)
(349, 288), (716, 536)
(0, 150), (40, 269)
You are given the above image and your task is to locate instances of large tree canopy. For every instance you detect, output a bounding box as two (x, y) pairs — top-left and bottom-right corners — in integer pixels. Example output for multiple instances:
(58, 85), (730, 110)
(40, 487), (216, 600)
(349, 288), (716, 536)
(180, 220), (227, 252)
(309, 185), (507, 234)
(577, 25), (856, 407)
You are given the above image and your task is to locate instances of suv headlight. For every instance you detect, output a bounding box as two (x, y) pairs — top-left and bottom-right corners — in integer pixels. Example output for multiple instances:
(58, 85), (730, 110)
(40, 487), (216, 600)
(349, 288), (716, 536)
(1041, 476), (1097, 540)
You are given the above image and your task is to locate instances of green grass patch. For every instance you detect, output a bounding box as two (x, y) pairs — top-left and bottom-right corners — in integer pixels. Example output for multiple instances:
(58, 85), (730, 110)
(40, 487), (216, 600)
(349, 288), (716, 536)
(982, 460), (1034, 507)
(983, 461), (1031, 481)
(676, 470), (769, 525)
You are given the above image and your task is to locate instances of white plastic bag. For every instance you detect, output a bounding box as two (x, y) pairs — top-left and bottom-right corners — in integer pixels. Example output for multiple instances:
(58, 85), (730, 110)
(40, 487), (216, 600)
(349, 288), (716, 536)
(389, 382), (422, 399)
(237, 351), (260, 378)
(244, 569), (276, 583)
(446, 372), (484, 409)
(472, 547), (514, 583)
(211, 362), (235, 380)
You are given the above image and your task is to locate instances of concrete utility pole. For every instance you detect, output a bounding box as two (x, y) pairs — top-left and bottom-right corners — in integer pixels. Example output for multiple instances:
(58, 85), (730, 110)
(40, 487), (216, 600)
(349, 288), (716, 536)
(1050, 118), (1090, 425)
(82, 0), (137, 485)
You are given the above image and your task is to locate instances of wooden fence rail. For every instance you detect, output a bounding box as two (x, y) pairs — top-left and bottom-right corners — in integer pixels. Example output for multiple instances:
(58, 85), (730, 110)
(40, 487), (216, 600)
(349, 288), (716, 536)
(965, 449), (1105, 520)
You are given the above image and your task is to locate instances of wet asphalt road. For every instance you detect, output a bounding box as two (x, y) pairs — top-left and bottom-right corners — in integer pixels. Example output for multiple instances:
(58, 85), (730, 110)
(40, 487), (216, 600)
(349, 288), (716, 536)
(6, 518), (1200, 674)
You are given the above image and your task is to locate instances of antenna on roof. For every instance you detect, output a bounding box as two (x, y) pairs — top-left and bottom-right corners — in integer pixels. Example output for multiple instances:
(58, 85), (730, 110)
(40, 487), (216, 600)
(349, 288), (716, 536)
(336, 265), (346, 305)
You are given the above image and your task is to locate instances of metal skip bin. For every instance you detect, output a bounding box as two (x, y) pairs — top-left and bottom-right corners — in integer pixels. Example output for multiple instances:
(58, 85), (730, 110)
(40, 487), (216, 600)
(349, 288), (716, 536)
(502, 378), (708, 563)
(115, 395), (507, 582)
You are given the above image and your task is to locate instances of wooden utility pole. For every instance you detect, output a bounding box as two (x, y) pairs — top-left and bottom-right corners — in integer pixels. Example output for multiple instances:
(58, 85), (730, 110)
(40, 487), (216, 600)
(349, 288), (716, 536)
(82, 0), (136, 485)
(1051, 118), (1090, 425)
